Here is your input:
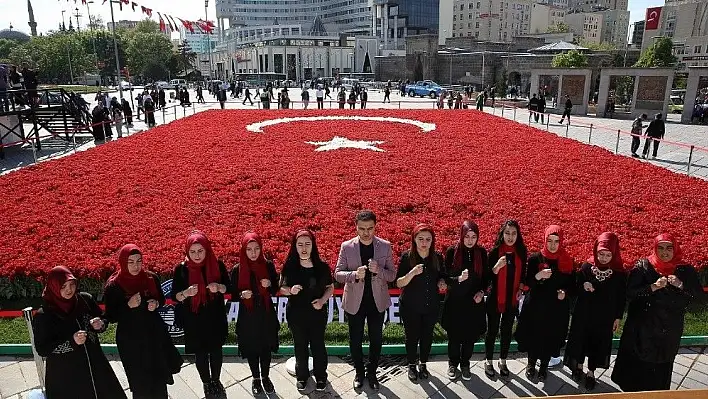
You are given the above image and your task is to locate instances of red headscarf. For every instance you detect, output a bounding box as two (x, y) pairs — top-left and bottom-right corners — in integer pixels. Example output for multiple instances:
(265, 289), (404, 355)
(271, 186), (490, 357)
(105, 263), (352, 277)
(452, 220), (484, 277)
(587, 232), (624, 272)
(540, 225), (574, 274)
(496, 242), (524, 314)
(648, 233), (683, 276)
(106, 244), (160, 299)
(185, 231), (221, 312)
(238, 232), (272, 312)
(42, 266), (78, 315)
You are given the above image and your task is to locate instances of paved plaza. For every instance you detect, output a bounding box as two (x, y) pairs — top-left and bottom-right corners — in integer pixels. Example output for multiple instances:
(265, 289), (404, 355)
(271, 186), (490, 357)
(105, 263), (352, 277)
(1, 346), (708, 398)
(2, 87), (707, 179)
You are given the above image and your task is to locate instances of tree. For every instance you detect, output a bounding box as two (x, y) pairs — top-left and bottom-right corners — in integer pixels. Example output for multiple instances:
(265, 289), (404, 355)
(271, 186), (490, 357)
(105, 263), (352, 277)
(634, 37), (677, 68)
(576, 38), (618, 52)
(8, 32), (94, 83)
(88, 15), (105, 31)
(547, 22), (570, 34)
(133, 19), (161, 34)
(0, 38), (19, 60)
(176, 40), (197, 75)
(551, 50), (589, 68)
(124, 31), (173, 79)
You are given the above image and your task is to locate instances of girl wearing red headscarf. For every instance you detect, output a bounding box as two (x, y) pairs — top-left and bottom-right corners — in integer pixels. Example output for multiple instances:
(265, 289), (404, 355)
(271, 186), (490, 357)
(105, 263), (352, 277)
(612, 234), (702, 392)
(230, 232), (280, 395)
(170, 231), (230, 398)
(104, 245), (183, 399)
(564, 232), (626, 390)
(279, 229), (334, 392)
(396, 224), (448, 382)
(484, 220), (528, 378)
(515, 225), (574, 382)
(33, 266), (126, 399)
(441, 220), (488, 381)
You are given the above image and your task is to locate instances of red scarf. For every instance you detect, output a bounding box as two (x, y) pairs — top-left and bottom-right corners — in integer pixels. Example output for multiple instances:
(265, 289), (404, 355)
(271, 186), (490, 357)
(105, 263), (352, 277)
(496, 244), (523, 313)
(106, 244), (160, 299)
(587, 232), (624, 272)
(452, 220), (484, 277)
(185, 231), (222, 312)
(238, 232), (271, 312)
(42, 266), (78, 316)
(648, 233), (682, 276)
(540, 225), (574, 274)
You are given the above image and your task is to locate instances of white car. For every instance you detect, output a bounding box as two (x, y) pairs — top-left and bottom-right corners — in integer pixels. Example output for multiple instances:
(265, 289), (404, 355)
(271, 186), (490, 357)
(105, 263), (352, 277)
(154, 81), (172, 90)
(119, 80), (132, 90)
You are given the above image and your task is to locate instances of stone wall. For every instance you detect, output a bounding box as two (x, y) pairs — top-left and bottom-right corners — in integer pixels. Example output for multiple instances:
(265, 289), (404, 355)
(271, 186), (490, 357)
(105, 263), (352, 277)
(375, 56), (407, 81)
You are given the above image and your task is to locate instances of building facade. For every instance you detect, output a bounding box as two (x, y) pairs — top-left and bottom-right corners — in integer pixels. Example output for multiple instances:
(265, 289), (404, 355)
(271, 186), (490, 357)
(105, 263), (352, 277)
(631, 20), (644, 48)
(451, 0), (532, 42)
(529, 3), (566, 34)
(180, 27), (219, 54)
(106, 20), (141, 30)
(641, 2), (708, 68)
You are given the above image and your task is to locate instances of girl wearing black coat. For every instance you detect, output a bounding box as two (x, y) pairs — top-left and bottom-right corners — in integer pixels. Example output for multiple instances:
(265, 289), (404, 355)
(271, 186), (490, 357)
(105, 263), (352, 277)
(612, 234), (703, 392)
(515, 225), (574, 382)
(230, 232), (280, 396)
(171, 231), (230, 399)
(280, 229), (334, 392)
(564, 232), (626, 390)
(104, 245), (183, 399)
(484, 220), (528, 378)
(442, 220), (487, 381)
(33, 266), (126, 399)
(396, 223), (448, 382)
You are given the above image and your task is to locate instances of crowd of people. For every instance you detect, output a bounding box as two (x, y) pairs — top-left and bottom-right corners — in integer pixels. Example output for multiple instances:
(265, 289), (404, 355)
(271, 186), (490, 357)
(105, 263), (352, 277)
(0, 62), (39, 112)
(32, 210), (702, 398)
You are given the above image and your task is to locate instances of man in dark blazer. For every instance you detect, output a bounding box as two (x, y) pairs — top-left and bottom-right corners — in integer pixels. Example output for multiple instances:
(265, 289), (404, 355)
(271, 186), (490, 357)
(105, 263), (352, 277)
(334, 210), (396, 390)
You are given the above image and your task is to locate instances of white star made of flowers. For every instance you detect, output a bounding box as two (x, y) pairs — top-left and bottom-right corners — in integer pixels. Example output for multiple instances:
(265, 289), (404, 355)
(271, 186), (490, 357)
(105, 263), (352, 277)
(305, 136), (386, 152)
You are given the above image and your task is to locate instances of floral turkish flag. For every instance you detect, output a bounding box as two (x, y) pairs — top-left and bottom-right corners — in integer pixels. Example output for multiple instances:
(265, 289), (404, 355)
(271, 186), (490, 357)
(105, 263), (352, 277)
(1, 110), (707, 278)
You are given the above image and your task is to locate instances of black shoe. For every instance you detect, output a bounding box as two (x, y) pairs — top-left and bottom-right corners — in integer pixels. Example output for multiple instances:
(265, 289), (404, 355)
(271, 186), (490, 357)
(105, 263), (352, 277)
(367, 373), (380, 390)
(631, 153), (639, 158)
(212, 380), (225, 394)
(418, 364), (429, 379)
(585, 375), (596, 390)
(353, 373), (364, 389)
(203, 382), (213, 397)
(525, 366), (537, 380)
(461, 366), (472, 381)
(408, 365), (418, 382)
(538, 368), (548, 382)
(572, 368), (583, 382)
(296, 380), (307, 391)
(315, 380), (327, 391)
(499, 362), (510, 378)
(262, 377), (275, 394)
(484, 362), (496, 378)
(447, 365), (460, 380)
(252, 379), (263, 395)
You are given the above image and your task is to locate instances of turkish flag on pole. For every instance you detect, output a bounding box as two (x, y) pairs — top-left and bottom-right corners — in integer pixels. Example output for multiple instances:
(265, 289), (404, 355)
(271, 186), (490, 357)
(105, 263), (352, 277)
(645, 7), (662, 30)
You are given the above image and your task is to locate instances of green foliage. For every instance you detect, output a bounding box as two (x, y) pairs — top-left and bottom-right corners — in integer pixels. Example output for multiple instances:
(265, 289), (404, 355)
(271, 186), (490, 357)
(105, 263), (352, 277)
(176, 41), (197, 76)
(551, 50), (589, 68)
(576, 38), (618, 52)
(547, 22), (570, 34)
(634, 37), (677, 68)
(674, 74), (687, 90)
(0, 38), (19, 60)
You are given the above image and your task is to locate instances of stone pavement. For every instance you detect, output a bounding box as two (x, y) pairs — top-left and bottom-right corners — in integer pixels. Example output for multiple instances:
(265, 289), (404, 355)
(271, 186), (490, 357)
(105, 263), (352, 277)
(2, 88), (707, 180)
(1, 346), (707, 399)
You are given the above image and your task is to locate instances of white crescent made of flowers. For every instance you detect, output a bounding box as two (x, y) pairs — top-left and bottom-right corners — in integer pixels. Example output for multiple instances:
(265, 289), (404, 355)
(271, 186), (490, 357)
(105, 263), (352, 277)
(245, 116), (437, 133)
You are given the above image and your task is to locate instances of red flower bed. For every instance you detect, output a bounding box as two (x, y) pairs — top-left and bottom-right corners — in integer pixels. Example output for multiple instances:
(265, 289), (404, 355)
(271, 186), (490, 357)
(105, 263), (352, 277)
(1, 109), (707, 281)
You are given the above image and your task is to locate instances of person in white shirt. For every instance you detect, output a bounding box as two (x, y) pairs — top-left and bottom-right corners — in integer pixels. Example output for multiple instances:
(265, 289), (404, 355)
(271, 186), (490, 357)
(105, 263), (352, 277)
(316, 85), (324, 109)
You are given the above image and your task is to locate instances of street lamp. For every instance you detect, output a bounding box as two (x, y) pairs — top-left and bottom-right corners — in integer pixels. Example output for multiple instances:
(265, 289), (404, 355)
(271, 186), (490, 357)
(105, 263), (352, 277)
(205, 0), (214, 80)
(86, 1), (99, 76)
(108, 0), (124, 102)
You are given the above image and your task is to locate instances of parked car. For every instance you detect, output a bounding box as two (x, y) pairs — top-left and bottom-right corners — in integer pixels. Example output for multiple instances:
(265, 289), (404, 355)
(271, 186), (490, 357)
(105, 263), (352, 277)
(669, 96), (684, 114)
(407, 80), (443, 98)
(154, 81), (172, 90)
(119, 80), (132, 90)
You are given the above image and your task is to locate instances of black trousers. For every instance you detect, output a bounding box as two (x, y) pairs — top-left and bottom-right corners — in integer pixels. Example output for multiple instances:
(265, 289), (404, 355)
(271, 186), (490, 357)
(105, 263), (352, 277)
(402, 310), (438, 365)
(347, 305), (385, 375)
(560, 109), (571, 123)
(631, 135), (641, 154)
(643, 137), (660, 157)
(485, 310), (515, 360)
(317, 98), (324, 109)
(247, 350), (272, 379)
(242, 95), (253, 105)
(528, 354), (552, 371)
(195, 350), (223, 383)
(289, 308), (328, 381)
(132, 384), (168, 399)
(448, 329), (475, 368)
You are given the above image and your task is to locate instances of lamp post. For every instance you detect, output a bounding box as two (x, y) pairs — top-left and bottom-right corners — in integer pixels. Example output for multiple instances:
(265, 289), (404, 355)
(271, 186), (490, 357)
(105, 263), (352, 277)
(348, 53), (353, 78)
(108, 0), (124, 102)
(86, 1), (99, 78)
(61, 10), (66, 30)
(205, 0), (214, 80)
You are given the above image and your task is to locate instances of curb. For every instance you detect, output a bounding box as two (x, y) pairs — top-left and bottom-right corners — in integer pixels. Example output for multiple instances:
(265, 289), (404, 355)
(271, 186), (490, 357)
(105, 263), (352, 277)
(2, 336), (706, 356)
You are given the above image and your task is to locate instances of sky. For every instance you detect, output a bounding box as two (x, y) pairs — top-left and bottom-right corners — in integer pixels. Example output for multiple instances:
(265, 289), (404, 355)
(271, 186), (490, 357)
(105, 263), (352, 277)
(2, 0), (661, 38)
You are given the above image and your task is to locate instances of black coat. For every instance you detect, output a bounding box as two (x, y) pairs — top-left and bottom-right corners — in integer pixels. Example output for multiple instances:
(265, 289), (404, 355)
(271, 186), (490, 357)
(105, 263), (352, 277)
(230, 261), (280, 357)
(645, 119), (666, 139)
(612, 260), (702, 391)
(104, 273), (183, 395)
(33, 293), (126, 399)
(170, 261), (230, 353)
(485, 247), (528, 315)
(564, 262), (626, 370)
(441, 245), (487, 339)
(515, 253), (573, 359)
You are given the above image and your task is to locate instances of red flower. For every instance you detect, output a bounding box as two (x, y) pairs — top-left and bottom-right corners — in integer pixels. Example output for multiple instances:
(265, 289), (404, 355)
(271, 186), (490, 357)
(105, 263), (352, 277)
(0, 109), (706, 282)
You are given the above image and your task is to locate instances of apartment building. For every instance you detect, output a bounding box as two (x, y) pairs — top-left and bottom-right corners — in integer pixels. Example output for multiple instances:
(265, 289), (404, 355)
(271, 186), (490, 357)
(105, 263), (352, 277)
(529, 3), (566, 34)
(451, 0), (532, 42)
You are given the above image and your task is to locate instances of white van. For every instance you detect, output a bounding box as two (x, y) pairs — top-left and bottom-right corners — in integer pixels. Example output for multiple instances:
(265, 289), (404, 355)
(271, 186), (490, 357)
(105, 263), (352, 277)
(170, 79), (187, 88)
(341, 77), (360, 90)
